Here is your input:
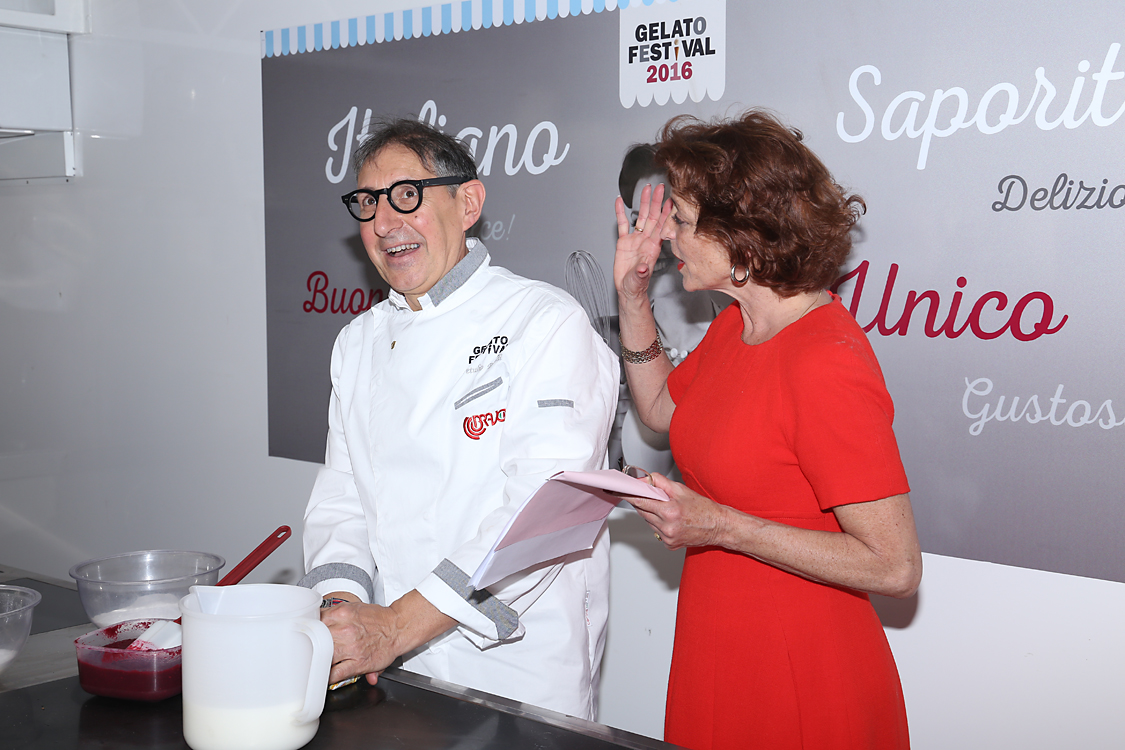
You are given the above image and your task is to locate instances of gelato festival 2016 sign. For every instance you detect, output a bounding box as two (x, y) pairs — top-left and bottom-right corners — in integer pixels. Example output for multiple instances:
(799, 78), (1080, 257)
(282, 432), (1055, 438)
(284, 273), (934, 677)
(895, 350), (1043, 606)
(618, 0), (725, 107)
(261, 0), (1125, 585)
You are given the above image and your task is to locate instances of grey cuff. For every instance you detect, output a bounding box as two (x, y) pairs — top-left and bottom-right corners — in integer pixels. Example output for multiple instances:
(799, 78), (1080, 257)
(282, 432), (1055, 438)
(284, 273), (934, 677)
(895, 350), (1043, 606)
(433, 558), (519, 639)
(298, 562), (376, 602)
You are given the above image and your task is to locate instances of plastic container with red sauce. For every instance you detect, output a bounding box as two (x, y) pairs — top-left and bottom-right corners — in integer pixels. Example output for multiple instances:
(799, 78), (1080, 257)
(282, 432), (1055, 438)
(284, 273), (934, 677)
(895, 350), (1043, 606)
(75, 618), (182, 701)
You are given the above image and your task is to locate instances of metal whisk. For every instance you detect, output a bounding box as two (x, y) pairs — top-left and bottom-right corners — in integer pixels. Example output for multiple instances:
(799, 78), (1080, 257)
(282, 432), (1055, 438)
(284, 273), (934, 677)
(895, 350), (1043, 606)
(564, 250), (612, 345)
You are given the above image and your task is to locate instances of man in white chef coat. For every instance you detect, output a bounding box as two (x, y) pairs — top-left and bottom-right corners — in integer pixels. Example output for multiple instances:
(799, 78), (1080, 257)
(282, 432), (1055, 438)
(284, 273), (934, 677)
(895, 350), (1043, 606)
(299, 118), (619, 720)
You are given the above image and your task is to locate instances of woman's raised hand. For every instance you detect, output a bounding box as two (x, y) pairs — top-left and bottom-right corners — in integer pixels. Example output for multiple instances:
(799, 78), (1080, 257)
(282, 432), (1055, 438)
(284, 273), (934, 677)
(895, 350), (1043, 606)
(614, 183), (672, 301)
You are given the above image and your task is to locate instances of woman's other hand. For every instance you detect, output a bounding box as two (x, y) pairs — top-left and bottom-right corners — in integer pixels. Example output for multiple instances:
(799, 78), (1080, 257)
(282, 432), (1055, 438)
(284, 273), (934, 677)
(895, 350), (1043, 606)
(622, 477), (922, 598)
(624, 471), (728, 549)
(614, 183), (672, 301)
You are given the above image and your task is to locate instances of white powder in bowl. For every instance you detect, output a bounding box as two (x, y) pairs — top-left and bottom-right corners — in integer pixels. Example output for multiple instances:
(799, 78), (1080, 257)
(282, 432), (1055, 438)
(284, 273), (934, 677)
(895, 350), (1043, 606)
(0, 647), (19, 673)
(91, 593), (183, 628)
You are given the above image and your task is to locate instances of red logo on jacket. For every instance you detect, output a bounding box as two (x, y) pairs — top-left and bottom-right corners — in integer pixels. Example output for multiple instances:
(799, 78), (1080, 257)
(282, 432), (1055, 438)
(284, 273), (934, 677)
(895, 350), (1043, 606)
(464, 409), (506, 440)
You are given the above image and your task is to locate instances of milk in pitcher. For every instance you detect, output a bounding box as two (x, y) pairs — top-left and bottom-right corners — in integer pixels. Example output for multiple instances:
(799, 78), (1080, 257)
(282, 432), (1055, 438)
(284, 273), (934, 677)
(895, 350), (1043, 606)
(183, 700), (317, 750)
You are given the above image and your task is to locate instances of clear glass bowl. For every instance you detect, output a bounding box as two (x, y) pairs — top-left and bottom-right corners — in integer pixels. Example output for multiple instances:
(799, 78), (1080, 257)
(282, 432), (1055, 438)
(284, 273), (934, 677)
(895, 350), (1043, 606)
(0, 584), (42, 675)
(69, 550), (225, 628)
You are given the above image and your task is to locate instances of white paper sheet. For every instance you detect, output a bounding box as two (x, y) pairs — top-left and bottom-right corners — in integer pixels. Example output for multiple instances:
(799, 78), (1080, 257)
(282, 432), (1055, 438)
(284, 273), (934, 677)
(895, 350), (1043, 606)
(469, 469), (668, 590)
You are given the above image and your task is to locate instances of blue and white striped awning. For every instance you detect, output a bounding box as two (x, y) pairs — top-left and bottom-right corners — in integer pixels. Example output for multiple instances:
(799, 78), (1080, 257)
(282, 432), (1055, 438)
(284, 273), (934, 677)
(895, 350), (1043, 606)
(261, 0), (679, 58)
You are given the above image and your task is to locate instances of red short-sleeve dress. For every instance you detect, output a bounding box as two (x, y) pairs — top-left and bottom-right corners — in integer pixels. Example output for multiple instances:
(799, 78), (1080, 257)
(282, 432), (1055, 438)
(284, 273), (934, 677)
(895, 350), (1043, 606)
(663, 295), (911, 750)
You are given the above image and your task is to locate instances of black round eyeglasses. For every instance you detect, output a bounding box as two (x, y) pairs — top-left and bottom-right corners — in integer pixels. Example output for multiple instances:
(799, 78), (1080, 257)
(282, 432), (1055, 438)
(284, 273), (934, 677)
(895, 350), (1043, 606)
(340, 176), (473, 221)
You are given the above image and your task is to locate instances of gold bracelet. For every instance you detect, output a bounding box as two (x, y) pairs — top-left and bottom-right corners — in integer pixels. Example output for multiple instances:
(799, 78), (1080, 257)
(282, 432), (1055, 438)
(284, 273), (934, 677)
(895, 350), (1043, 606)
(621, 331), (663, 364)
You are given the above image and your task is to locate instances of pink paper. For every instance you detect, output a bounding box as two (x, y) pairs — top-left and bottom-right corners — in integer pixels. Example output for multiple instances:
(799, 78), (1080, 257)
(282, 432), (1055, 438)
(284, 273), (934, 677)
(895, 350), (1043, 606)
(469, 470), (668, 589)
(498, 470), (668, 549)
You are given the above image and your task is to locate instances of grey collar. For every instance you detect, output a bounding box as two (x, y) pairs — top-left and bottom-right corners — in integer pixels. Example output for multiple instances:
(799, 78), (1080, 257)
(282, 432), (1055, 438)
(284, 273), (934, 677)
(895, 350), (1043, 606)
(424, 238), (487, 307)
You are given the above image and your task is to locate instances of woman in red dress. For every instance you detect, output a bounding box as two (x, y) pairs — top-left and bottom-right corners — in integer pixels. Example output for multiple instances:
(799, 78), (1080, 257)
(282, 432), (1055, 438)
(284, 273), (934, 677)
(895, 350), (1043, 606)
(613, 110), (922, 750)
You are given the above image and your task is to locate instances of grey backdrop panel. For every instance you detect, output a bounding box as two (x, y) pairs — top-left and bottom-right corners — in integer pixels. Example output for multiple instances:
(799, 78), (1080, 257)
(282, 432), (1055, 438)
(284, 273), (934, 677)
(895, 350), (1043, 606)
(262, 2), (1125, 583)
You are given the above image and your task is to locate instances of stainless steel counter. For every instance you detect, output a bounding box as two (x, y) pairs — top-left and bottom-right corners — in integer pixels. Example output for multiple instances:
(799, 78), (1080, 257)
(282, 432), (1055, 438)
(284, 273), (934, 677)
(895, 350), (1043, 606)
(0, 565), (680, 749)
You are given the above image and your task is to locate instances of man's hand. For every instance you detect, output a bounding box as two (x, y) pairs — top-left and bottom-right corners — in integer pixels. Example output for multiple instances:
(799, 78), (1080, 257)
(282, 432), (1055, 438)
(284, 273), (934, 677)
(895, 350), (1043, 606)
(320, 600), (399, 685)
(320, 590), (456, 686)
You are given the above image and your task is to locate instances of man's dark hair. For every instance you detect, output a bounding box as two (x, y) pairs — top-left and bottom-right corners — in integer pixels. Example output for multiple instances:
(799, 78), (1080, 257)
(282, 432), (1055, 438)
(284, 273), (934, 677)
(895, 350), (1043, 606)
(617, 143), (659, 208)
(351, 118), (479, 189)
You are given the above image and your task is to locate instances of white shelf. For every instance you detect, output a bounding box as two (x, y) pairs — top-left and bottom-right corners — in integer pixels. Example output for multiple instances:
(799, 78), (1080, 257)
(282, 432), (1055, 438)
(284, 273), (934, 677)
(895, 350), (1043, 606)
(0, 0), (88, 34)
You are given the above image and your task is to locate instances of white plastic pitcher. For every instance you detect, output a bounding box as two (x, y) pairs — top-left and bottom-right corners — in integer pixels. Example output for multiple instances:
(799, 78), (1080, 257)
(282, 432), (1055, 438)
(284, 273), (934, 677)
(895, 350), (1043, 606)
(179, 584), (333, 750)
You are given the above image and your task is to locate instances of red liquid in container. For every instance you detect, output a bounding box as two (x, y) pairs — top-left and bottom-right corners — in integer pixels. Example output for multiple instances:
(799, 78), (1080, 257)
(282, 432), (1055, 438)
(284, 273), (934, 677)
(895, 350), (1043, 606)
(75, 620), (183, 701)
(78, 657), (182, 701)
(104, 638), (135, 649)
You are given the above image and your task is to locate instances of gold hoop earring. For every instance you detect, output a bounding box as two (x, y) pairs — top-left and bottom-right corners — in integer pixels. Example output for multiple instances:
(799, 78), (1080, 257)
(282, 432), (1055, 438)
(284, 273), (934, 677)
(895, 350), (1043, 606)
(730, 265), (750, 286)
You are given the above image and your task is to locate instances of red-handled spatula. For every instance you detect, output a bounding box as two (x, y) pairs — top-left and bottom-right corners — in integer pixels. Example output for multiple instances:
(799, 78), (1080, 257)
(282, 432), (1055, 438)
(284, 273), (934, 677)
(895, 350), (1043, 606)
(127, 525), (292, 651)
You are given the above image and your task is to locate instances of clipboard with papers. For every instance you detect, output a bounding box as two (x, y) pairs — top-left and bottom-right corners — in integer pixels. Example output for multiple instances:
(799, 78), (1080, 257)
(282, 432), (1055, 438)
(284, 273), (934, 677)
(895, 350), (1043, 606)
(469, 469), (669, 590)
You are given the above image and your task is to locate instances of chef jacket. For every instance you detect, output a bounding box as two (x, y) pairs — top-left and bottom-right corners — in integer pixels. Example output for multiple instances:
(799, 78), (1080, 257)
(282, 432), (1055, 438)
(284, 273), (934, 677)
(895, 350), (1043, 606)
(302, 239), (619, 719)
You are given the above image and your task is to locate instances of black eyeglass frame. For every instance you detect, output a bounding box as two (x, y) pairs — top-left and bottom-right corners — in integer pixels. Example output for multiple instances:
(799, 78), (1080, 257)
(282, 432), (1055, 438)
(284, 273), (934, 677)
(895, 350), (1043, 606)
(340, 175), (473, 220)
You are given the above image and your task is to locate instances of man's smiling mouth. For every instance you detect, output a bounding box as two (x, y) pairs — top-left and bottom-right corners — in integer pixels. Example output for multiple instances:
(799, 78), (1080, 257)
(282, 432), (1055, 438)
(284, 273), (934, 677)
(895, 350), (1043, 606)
(385, 242), (420, 256)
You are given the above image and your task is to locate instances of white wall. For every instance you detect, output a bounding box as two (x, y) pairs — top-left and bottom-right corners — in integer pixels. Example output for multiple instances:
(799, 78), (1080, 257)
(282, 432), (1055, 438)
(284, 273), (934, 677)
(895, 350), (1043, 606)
(0, 0), (399, 587)
(1, 2), (1122, 747)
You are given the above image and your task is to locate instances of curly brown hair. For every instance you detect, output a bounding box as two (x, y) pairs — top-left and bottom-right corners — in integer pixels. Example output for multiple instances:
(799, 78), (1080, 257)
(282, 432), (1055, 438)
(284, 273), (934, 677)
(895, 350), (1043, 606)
(655, 110), (865, 297)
